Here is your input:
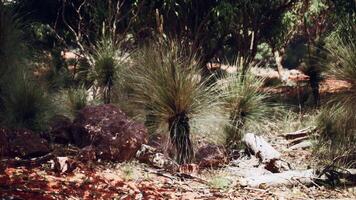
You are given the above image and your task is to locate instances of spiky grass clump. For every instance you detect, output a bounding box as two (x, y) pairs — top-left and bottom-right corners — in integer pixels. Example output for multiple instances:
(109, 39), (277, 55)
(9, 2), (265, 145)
(0, 7), (25, 81)
(316, 104), (356, 167)
(55, 85), (89, 118)
(0, 6), (54, 131)
(90, 37), (127, 104)
(315, 24), (356, 168)
(223, 68), (273, 148)
(127, 42), (227, 164)
(0, 72), (55, 131)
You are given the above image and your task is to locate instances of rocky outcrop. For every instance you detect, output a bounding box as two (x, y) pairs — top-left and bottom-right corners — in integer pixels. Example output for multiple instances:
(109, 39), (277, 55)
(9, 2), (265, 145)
(195, 143), (227, 168)
(49, 115), (73, 144)
(0, 128), (50, 159)
(71, 104), (148, 162)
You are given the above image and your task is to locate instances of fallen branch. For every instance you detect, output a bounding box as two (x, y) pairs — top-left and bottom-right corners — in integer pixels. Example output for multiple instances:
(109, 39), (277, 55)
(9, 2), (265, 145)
(0, 153), (55, 168)
(241, 169), (317, 187)
(242, 168), (356, 188)
(283, 127), (316, 140)
(242, 133), (281, 163)
(175, 172), (208, 184)
(288, 136), (310, 147)
(289, 140), (313, 150)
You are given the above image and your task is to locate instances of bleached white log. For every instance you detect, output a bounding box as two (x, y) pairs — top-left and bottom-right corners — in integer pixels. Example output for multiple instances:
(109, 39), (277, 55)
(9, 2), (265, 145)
(241, 169), (315, 187)
(242, 133), (281, 163)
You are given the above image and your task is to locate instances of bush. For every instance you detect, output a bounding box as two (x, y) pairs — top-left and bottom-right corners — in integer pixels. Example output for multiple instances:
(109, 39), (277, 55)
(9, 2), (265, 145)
(0, 6), (55, 131)
(127, 41), (227, 164)
(89, 37), (128, 104)
(315, 21), (356, 168)
(0, 72), (55, 131)
(0, 6), (25, 81)
(223, 66), (274, 148)
(55, 85), (90, 118)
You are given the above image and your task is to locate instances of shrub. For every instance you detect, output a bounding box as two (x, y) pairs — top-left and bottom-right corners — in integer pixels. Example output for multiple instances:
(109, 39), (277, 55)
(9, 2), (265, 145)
(89, 37), (128, 104)
(55, 85), (90, 118)
(315, 22), (356, 168)
(223, 66), (273, 148)
(0, 72), (55, 131)
(127, 42), (227, 164)
(0, 6), (25, 81)
(0, 6), (55, 131)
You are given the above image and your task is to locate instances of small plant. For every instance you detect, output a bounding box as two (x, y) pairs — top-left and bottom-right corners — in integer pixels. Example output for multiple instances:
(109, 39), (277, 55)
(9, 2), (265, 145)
(119, 162), (141, 181)
(0, 7), (25, 81)
(0, 72), (55, 131)
(315, 21), (356, 168)
(56, 85), (89, 118)
(89, 37), (127, 104)
(223, 67), (273, 148)
(127, 41), (227, 164)
(206, 171), (233, 190)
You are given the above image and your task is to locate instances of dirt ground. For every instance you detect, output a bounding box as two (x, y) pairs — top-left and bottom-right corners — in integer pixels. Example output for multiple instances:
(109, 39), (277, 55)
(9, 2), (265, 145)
(1, 131), (355, 200)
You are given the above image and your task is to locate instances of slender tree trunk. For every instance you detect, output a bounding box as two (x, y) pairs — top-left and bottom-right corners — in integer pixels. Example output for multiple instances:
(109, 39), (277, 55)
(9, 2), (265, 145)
(274, 50), (284, 79)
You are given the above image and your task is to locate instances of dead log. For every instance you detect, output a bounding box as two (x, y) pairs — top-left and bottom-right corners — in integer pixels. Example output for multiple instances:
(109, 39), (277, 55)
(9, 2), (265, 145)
(288, 136), (310, 147)
(242, 133), (281, 163)
(0, 153), (55, 168)
(283, 127), (316, 140)
(241, 169), (317, 187)
(289, 140), (313, 150)
(242, 168), (356, 187)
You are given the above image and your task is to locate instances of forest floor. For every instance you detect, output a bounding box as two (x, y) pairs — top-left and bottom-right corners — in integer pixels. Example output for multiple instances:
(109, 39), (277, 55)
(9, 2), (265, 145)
(1, 132), (355, 200)
(1, 68), (355, 200)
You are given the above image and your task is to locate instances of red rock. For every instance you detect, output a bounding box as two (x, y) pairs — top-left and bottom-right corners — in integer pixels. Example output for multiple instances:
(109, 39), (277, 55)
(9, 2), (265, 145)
(49, 115), (73, 144)
(0, 128), (50, 159)
(195, 143), (227, 168)
(71, 104), (148, 162)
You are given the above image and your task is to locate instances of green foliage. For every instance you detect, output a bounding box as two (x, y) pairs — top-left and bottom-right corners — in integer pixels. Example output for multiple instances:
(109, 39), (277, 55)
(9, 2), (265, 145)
(0, 6), (25, 81)
(127, 41), (227, 164)
(223, 67), (273, 148)
(89, 37), (127, 104)
(208, 174), (232, 189)
(315, 22), (356, 168)
(0, 72), (55, 131)
(55, 85), (89, 118)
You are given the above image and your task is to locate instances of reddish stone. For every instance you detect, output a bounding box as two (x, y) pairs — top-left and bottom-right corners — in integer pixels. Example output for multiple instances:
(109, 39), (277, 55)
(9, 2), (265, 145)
(71, 104), (148, 162)
(195, 144), (227, 168)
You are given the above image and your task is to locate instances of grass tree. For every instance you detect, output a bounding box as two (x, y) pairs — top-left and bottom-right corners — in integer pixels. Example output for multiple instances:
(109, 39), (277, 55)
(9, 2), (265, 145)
(0, 6), (55, 131)
(90, 37), (127, 104)
(315, 22), (356, 168)
(127, 42), (226, 164)
(0, 72), (55, 131)
(0, 6), (25, 82)
(223, 66), (273, 148)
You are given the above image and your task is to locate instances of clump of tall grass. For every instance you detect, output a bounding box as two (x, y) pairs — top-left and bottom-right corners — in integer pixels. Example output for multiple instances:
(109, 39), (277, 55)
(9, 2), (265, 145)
(0, 6), (55, 131)
(0, 6), (25, 81)
(89, 37), (128, 104)
(0, 71), (55, 131)
(223, 66), (274, 148)
(315, 21), (356, 168)
(54, 85), (90, 119)
(127, 41), (227, 164)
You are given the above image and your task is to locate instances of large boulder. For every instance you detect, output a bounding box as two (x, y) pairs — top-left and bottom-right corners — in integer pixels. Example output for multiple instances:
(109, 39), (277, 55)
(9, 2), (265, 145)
(71, 104), (148, 162)
(0, 128), (50, 159)
(49, 115), (73, 144)
(195, 143), (228, 168)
